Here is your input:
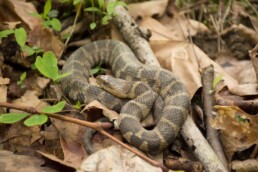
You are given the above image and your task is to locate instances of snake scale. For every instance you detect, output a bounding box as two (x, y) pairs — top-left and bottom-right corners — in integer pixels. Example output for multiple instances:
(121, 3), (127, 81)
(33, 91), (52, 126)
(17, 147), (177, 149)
(61, 40), (190, 153)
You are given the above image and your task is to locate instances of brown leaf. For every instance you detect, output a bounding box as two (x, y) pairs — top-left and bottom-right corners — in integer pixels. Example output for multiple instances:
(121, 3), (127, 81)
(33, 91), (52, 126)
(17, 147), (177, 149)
(211, 105), (258, 160)
(79, 146), (162, 172)
(141, 18), (258, 98)
(83, 100), (119, 122)
(0, 150), (57, 172)
(0, 0), (41, 30)
(28, 26), (64, 58)
(51, 111), (87, 167)
(249, 44), (258, 82)
(128, 0), (168, 20)
(60, 135), (86, 169)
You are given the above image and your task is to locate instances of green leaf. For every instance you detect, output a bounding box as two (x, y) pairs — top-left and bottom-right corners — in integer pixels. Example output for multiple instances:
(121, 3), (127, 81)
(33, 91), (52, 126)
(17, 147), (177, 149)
(73, 101), (81, 109)
(212, 74), (223, 89)
(35, 51), (58, 80)
(55, 72), (71, 80)
(98, 0), (104, 8)
(43, 20), (52, 28)
(90, 22), (97, 30)
(31, 64), (37, 70)
(32, 46), (43, 54)
(73, 0), (82, 5)
(22, 45), (35, 56)
(101, 15), (112, 25)
(60, 0), (69, 3)
(14, 28), (27, 47)
(61, 33), (70, 40)
(115, 1), (127, 7)
(51, 18), (62, 31)
(107, 1), (126, 15)
(24, 114), (48, 126)
(48, 10), (58, 18)
(43, 0), (52, 19)
(20, 72), (26, 81)
(0, 113), (29, 124)
(0, 29), (14, 38)
(106, 2), (116, 15)
(42, 101), (66, 113)
(29, 12), (43, 18)
(85, 7), (101, 13)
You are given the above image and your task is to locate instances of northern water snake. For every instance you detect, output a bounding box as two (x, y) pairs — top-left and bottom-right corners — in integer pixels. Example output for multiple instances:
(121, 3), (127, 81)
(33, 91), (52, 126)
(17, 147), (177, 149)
(61, 40), (190, 152)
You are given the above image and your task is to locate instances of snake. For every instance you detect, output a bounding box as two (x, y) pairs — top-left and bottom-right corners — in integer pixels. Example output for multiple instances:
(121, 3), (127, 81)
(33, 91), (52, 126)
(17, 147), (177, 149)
(60, 40), (190, 153)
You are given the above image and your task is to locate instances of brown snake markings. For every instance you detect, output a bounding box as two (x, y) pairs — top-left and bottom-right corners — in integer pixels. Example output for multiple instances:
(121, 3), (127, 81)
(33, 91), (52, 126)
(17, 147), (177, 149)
(61, 40), (190, 153)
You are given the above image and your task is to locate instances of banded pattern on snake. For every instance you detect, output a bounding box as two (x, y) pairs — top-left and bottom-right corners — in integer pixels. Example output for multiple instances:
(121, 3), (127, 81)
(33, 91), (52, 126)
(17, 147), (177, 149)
(61, 40), (190, 152)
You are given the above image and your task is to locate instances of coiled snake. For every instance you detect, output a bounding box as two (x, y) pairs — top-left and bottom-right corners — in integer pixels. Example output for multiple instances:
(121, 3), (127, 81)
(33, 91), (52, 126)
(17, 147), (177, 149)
(61, 40), (190, 153)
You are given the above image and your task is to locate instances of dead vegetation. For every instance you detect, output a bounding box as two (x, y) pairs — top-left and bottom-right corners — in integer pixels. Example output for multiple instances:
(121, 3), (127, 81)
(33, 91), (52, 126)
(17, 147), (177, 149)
(0, 0), (258, 172)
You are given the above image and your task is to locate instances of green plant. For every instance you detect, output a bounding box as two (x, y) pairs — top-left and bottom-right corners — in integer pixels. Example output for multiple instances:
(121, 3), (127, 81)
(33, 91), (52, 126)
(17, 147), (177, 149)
(209, 74), (223, 94)
(91, 61), (104, 75)
(73, 101), (81, 109)
(17, 72), (27, 88)
(212, 74), (223, 89)
(0, 27), (38, 56)
(35, 51), (70, 81)
(83, 0), (127, 30)
(0, 101), (66, 126)
(31, 0), (62, 31)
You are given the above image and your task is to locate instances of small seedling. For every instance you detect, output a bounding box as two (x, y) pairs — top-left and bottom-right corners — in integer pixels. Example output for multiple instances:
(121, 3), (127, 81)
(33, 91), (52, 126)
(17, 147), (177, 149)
(91, 62), (104, 75)
(0, 101), (66, 127)
(0, 27), (43, 56)
(84, 0), (127, 30)
(35, 51), (70, 82)
(30, 0), (61, 31)
(17, 72), (27, 88)
(73, 101), (81, 109)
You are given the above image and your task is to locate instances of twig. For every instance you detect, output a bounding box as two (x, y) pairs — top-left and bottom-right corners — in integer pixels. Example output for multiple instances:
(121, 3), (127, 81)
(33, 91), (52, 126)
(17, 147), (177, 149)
(59, 1), (83, 58)
(202, 65), (228, 169)
(0, 102), (168, 172)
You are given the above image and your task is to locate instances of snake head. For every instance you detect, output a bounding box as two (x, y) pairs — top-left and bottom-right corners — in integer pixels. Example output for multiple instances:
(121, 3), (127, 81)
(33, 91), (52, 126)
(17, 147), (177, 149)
(96, 75), (135, 99)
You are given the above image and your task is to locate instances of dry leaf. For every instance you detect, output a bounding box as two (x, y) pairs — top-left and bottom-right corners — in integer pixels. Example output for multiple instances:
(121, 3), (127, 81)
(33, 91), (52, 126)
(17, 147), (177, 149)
(160, 15), (210, 38)
(60, 135), (86, 169)
(249, 44), (258, 82)
(211, 106), (258, 160)
(140, 18), (184, 41)
(11, 90), (48, 113)
(78, 146), (162, 172)
(0, 150), (57, 172)
(28, 26), (64, 58)
(83, 100), (119, 122)
(128, 0), (168, 20)
(0, 0), (41, 30)
(140, 18), (258, 97)
(38, 151), (77, 169)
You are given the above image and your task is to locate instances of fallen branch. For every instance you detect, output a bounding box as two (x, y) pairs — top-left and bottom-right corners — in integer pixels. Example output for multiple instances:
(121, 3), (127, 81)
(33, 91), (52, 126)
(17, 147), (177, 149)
(202, 65), (228, 169)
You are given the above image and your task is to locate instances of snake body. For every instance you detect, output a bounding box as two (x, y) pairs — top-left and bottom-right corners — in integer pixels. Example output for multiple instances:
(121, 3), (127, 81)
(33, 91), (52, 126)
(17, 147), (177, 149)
(61, 40), (190, 152)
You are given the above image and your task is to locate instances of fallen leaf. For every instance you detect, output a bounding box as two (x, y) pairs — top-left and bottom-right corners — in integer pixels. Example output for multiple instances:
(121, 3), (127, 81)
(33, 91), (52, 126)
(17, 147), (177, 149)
(140, 18), (258, 98)
(78, 146), (162, 172)
(83, 100), (119, 122)
(249, 44), (258, 82)
(0, 0), (41, 31)
(128, 0), (168, 20)
(211, 105), (258, 160)
(0, 150), (57, 172)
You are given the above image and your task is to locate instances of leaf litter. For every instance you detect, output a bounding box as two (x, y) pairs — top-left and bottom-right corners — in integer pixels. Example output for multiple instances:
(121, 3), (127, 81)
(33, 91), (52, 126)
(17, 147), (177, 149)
(0, 0), (258, 171)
